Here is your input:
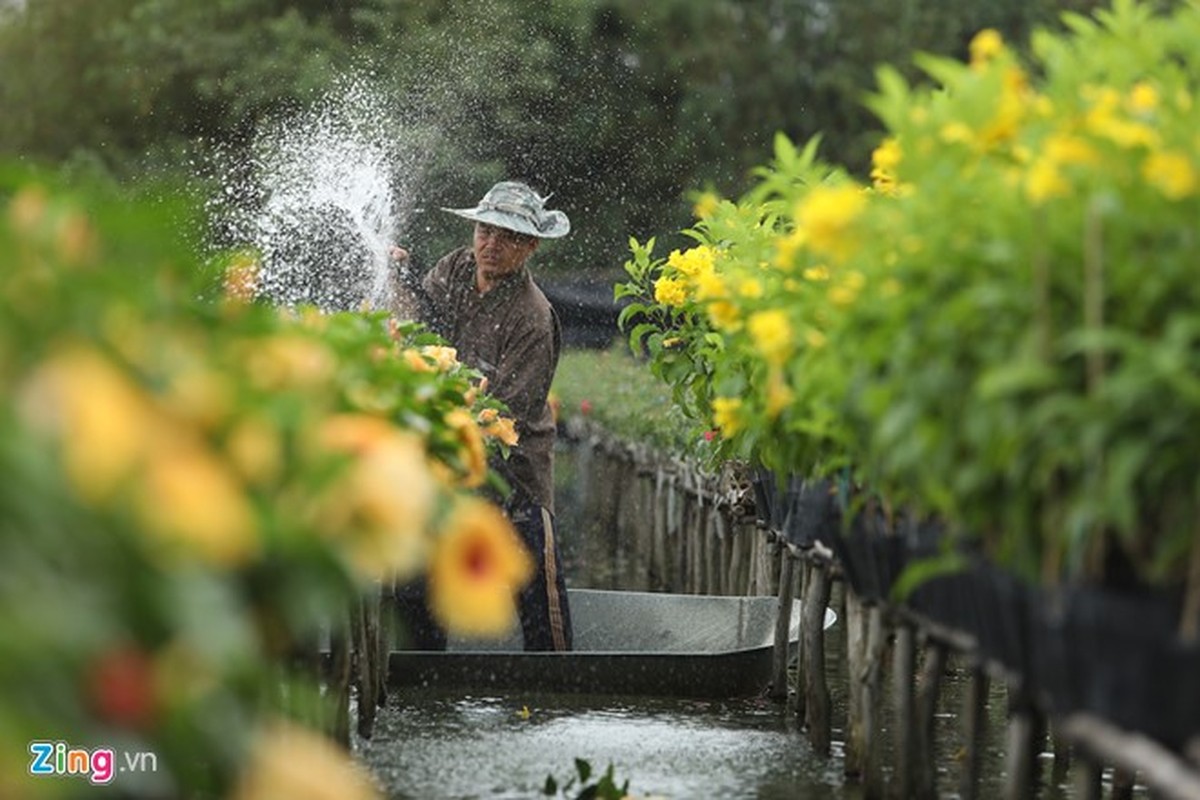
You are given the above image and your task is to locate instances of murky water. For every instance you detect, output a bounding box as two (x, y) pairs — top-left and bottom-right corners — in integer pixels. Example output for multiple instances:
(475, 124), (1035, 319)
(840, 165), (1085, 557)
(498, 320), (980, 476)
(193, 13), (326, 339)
(362, 690), (844, 799)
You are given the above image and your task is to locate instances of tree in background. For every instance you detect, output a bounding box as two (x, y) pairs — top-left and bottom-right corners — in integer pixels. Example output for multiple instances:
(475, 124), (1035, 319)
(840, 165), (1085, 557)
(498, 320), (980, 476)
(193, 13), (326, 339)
(0, 0), (1109, 273)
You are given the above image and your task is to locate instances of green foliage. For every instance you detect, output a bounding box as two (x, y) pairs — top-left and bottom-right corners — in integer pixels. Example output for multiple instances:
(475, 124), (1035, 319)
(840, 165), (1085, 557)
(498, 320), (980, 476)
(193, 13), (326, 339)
(618, 1), (1200, 590)
(552, 346), (701, 456)
(542, 758), (630, 800)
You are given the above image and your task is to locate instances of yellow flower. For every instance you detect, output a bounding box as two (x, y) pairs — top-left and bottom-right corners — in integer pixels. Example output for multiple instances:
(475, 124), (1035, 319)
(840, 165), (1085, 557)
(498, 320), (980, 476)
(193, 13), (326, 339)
(693, 268), (727, 302)
(939, 122), (975, 146)
(19, 345), (160, 502)
(429, 499), (533, 637)
(1044, 133), (1099, 166)
(666, 245), (717, 278)
(774, 229), (807, 268)
(444, 408), (488, 488)
(969, 29), (1004, 68)
(653, 275), (688, 307)
(231, 720), (381, 800)
(420, 345), (459, 371)
(8, 184), (48, 233)
(482, 415), (520, 447)
(1127, 81), (1160, 115)
(401, 348), (434, 373)
(222, 251), (260, 305)
(737, 278), (764, 299)
(805, 328), (827, 349)
(747, 309), (792, 366)
(794, 185), (867, 262)
(136, 442), (259, 568)
(765, 370), (793, 418)
(55, 211), (97, 265)
(711, 396), (743, 436)
(164, 365), (234, 431)
(315, 416), (436, 580)
(803, 265), (830, 282)
(706, 301), (741, 331)
(1142, 151), (1197, 199)
(872, 137), (902, 172)
(1025, 158), (1070, 205)
(226, 416), (283, 486)
(691, 191), (721, 220)
(246, 335), (335, 390)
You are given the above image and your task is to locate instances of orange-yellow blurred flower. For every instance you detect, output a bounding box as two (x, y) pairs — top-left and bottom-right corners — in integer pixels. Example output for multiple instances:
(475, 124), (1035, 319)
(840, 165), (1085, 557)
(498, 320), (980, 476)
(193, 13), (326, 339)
(420, 345), (459, 371)
(444, 408), (488, 488)
(246, 335), (335, 390)
(136, 442), (260, 568)
(794, 185), (867, 262)
(314, 414), (437, 580)
(428, 499), (533, 637)
(222, 252), (260, 305)
(477, 408), (520, 447)
(19, 345), (159, 502)
(231, 720), (381, 800)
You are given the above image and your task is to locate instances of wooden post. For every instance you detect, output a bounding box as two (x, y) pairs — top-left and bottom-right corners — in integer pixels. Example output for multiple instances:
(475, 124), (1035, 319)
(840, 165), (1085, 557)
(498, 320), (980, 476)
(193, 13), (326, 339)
(893, 621), (918, 799)
(1059, 713), (1200, 800)
(1002, 682), (1046, 800)
(862, 605), (888, 800)
(914, 637), (947, 799)
(959, 664), (990, 800)
(803, 561), (833, 755)
(1050, 723), (1072, 788)
(1112, 767), (1136, 800)
(728, 520), (746, 596)
(844, 587), (868, 780)
(1073, 756), (1104, 800)
(328, 611), (353, 747)
(769, 547), (798, 701)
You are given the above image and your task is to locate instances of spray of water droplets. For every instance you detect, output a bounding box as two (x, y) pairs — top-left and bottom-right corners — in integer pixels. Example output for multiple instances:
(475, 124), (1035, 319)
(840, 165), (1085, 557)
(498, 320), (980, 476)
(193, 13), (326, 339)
(207, 75), (432, 313)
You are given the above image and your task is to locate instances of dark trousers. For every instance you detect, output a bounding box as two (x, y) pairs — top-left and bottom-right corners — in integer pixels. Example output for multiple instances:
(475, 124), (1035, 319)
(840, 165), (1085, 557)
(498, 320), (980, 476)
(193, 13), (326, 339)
(394, 499), (573, 652)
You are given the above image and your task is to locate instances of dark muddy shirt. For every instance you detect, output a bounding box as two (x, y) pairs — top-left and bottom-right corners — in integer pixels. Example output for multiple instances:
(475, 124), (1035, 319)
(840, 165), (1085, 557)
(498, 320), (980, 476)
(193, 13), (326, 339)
(422, 246), (561, 512)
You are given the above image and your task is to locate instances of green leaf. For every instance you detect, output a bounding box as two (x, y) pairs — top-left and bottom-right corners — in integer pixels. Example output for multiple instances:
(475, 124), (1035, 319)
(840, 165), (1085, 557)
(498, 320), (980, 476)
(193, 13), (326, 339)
(890, 550), (967, 602)
(543, 775), (558, 796)
(575, 758), (592, 784)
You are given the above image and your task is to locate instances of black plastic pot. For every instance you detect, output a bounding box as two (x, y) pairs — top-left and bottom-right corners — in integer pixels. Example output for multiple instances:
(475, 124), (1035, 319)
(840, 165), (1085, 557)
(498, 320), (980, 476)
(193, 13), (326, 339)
(1030, 585), (1200, 750)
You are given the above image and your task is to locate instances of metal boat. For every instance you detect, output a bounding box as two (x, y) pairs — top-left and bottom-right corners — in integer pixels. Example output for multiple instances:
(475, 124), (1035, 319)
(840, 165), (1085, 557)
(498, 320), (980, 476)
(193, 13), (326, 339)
(388, 588), (838, 697)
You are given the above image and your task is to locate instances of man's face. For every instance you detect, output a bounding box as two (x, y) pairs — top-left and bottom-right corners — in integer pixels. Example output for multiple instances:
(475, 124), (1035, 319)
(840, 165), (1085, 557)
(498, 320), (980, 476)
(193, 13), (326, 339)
(473, 222), (538, 279)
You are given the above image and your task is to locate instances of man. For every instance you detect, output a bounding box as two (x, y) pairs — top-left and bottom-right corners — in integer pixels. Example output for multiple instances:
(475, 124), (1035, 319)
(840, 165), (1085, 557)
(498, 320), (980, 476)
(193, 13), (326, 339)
(392, 180), (573, 652)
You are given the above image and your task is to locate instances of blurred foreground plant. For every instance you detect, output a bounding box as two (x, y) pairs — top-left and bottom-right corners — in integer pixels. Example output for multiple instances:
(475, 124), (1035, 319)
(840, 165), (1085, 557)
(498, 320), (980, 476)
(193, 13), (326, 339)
(0, 166), (530, 798)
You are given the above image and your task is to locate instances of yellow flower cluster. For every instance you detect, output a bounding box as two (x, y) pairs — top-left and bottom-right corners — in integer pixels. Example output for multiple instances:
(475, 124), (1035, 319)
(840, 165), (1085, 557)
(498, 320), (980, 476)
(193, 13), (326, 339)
(429, 499), (533, 637)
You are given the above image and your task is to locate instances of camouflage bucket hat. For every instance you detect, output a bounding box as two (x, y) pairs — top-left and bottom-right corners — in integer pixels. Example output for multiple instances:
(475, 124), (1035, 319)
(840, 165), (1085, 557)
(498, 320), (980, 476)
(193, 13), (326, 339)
(442, 181), (570, 239)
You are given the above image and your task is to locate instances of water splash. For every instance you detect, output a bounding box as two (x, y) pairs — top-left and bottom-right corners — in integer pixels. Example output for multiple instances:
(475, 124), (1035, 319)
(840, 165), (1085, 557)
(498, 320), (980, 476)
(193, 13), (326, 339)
(208, 75), (429, 314)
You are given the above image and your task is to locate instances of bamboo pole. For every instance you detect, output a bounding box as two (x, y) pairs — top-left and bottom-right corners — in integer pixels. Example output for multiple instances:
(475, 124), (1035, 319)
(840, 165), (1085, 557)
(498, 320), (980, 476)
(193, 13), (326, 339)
(803, 561), (833, 755)
(892, 621), (918, 799)
(914, 639), (947, 799)
(1073, 757), (1104, 800)
(1002, 684), (1046, 800)
(959, 664), (990, 800)
(769, 547), (798, 702)
(844, 587), (868, 780)
(862, 605), (888, 800)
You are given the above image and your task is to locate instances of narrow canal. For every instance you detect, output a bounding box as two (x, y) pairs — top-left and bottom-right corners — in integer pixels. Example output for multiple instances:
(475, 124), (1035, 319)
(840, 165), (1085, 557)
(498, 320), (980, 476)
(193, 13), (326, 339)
(357, 441), (1137, 799)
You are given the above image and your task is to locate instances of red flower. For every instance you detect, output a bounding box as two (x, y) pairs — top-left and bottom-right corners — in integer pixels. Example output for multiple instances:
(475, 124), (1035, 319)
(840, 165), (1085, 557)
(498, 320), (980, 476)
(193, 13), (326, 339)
(704, 430), (719, 442)
(579, 400), (592, 416)
(87, 646), (158, 729)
